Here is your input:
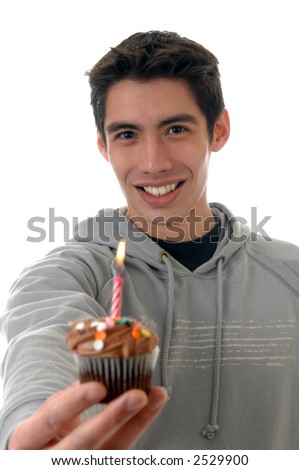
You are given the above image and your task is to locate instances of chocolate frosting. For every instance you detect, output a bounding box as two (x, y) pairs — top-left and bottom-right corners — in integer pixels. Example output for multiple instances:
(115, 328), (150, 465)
(66, 317), (158, 359)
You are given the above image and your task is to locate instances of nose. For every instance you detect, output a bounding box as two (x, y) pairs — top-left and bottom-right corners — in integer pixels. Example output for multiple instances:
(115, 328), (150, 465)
(138, 135), (172, 174)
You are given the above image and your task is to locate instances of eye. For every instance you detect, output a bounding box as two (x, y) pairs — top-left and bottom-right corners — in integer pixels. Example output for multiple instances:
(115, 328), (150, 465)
(117, 130), (135, 139)
(168, 125), (186, 135)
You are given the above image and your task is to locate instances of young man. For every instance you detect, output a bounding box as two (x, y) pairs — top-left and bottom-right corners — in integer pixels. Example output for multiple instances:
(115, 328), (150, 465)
(1, 31), (299, 450)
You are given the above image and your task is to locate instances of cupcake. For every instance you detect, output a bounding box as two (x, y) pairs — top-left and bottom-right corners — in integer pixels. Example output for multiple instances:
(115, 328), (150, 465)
(66, 316), (159, 403)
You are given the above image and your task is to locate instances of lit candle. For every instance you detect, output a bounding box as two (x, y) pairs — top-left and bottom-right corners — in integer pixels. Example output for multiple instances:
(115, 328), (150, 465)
(110, 238), (126, 319)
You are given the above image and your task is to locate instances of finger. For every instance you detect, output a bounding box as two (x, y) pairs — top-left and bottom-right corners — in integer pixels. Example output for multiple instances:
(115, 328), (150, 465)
(8, 382), (107, 450)
(53, 389), (149, 450)
(102, 387), (168, 449)
(35, 382), (80, 415)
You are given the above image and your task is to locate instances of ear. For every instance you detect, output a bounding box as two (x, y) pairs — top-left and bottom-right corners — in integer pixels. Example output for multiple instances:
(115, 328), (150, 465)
(97, 130), (109, 161)
(211, 109), (230, 152)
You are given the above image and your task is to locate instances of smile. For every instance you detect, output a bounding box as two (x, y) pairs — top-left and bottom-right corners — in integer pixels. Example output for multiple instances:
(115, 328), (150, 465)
(143, 183), (179, 197)
(135, 180), (185, 206)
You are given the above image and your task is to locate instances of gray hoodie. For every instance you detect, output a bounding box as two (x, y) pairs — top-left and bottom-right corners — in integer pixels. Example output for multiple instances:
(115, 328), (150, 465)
(1, 203), (299, 449)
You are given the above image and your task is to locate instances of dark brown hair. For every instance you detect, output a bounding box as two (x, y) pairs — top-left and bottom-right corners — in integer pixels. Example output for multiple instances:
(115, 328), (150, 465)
(86, 31), (225, 144)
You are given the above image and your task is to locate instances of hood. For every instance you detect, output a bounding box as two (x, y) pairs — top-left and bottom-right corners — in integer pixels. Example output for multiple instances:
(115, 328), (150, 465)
(72, 202), (250, 275)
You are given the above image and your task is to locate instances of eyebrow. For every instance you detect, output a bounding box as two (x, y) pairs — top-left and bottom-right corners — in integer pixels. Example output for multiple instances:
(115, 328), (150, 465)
(106, 121), (142, 135)
(105, 113), (199, 135)
(157, 113), (199, 128)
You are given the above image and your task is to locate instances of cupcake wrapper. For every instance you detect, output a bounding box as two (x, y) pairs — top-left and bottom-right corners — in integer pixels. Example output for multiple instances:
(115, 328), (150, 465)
(74, 345), (159, 403)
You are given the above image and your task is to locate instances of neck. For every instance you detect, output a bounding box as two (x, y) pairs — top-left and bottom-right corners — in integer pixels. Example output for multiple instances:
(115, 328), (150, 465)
(128, 206), (216, 242)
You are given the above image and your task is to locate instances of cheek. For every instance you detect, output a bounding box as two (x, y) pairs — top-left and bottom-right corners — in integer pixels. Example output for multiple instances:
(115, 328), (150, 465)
(197, 158), (210, 185)
(108, 157), (128, 183)
(183, 145), (210, 175)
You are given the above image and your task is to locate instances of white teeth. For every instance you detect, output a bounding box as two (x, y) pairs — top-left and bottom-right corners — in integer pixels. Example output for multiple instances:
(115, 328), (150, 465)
(143, 183), (178, 196)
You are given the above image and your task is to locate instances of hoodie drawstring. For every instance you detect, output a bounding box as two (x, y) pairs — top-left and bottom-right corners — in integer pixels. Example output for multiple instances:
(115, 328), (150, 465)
(160, 251), (225, 440)
(202, 255), (225, 440)
(159, 251), (175, 396)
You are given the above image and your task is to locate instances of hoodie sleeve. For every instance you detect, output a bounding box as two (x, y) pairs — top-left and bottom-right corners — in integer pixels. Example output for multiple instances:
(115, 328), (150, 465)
(0, 243), (110, 449)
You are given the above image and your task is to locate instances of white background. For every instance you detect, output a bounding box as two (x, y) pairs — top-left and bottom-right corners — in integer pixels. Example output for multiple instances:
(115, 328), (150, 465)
(0, 1), (298, 387)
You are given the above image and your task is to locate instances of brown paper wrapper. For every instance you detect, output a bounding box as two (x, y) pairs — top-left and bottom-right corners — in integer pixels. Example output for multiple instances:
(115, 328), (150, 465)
(74, 346), (159, 403)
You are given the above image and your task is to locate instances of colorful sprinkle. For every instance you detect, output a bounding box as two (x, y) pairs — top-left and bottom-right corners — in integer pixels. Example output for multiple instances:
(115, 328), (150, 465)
(140, 328), (151, 338)
(75, 322), (85, 331)
(95, 331), (107, 341)
(105, 317), (115, 329)
(96, 322), (107, 331)
(93, 339), (104, 351)
(131, 322), (142, 340)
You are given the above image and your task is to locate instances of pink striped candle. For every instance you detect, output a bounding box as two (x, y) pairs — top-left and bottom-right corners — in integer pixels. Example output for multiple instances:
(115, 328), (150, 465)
(110, 238), (126, 319)
(110, 272), (124, 319)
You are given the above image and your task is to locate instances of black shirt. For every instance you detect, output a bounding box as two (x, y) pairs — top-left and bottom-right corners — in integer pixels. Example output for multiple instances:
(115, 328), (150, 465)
(153, 220), (221, 271)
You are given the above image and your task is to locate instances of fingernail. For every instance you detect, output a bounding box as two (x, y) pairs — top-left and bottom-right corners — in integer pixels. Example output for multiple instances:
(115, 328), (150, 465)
(149, 391), (168, 411)
(85, 383), (106, 403)
(125, 391), (147, 412)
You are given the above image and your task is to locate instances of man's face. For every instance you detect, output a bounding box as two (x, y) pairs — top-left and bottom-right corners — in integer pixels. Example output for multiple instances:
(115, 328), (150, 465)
(97, 78), (229, 239)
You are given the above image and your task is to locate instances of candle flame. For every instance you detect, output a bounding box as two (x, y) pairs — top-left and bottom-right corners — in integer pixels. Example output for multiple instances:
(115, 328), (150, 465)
(116, 238), (126, 266)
